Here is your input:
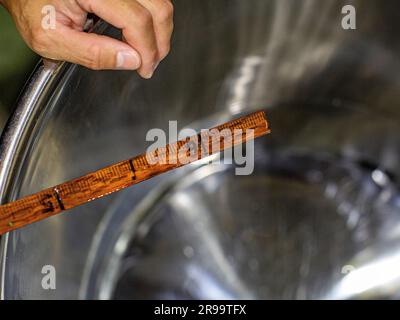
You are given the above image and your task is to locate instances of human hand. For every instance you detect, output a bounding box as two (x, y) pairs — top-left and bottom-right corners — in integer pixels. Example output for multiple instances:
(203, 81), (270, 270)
(0, 0), (174, 78)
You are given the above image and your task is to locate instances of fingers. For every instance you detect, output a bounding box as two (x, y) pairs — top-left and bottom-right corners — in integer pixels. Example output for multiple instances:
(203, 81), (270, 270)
(50, 28), (142, 70)
(11, 0), (174, 76)
(78, 0), (173, 78)
(136, 0), (174, 60)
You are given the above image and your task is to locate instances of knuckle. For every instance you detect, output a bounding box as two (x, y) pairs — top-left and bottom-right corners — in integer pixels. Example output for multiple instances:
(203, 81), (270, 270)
(135, 8), (153, 28)
(155, 0), (174, 23)
(29, 29), (49, 53)
(86, 45), (103, 70)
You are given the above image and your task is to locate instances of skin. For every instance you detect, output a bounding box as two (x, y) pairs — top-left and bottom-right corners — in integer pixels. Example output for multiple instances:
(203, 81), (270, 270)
(0, 0), (174, 79)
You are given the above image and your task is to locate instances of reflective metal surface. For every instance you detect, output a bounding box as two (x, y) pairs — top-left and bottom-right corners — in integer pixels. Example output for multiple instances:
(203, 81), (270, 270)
(1, 0), (400, 299)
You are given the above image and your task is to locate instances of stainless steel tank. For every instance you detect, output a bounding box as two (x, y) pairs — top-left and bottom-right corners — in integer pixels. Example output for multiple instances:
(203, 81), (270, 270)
(1, 0), (400, 299)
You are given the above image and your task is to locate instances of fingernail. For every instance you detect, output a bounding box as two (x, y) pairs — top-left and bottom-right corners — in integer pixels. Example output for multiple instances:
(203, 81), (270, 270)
(143, 62), (160, 79)
(153, 61), (160, 72)
(116, 51), (140, 70)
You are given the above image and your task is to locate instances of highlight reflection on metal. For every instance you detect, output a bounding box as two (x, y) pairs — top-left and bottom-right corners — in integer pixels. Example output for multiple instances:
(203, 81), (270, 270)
(1, 0), (400, 299)
(330, 253), (400, 299)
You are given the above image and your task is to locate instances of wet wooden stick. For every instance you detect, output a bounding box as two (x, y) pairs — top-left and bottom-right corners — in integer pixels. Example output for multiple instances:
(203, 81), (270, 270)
(0, 111), (270, 234)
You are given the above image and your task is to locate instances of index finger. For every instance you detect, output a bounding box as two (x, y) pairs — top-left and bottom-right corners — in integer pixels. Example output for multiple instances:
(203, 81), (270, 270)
(78, 0), (159, 78)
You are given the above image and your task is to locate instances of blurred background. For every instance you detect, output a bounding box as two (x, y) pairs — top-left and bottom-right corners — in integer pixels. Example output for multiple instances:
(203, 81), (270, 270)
(0, 6), (38, 132)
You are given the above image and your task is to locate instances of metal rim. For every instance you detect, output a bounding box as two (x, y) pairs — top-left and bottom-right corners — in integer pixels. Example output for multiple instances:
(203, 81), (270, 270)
(0, 19), (109, 299)
(0, 59), (68, 299)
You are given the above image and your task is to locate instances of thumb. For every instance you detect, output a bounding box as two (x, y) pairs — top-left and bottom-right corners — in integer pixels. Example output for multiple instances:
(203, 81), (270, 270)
(51, 28), (142, 70)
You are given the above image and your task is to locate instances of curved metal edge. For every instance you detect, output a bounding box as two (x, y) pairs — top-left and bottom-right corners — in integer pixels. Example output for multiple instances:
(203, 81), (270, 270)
(0, 18), (109, 300)
(0, 59), (68, 300)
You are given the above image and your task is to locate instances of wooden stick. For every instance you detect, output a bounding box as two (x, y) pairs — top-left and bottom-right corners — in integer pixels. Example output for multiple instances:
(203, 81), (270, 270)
(0, 111), (270, 234)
